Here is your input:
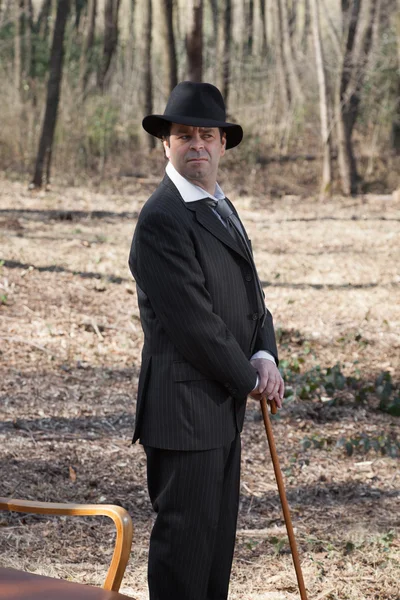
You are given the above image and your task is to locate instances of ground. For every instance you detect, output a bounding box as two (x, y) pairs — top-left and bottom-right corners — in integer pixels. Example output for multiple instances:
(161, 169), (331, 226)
(0, 172), (399, 600)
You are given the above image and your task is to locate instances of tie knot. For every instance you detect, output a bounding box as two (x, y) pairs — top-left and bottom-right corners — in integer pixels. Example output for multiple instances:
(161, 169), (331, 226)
(214, 197), (233, 220)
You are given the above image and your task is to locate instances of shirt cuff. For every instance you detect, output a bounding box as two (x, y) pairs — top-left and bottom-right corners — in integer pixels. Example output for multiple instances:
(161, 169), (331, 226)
(251, 350), (276, 365)
(252, 374), (259, 392)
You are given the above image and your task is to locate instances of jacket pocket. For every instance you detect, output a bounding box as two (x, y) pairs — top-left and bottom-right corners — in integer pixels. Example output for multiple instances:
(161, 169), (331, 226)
(172, 361), (209, 382)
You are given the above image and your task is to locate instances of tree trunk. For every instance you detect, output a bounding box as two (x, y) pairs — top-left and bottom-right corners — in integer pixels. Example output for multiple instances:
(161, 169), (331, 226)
(98, 0), (121, 91)
(320, 0), (341, 58)
(31, 0), (70, 189)
(259, 0), (268, 56)
(391, 0), (400, 153)
(144, 0), (155, 150)
(74, 0), (85, 30)
(219, 0), (231, 107)
(14, 0), (22, 99)
(159, 0), (177, 94)
(288, 0), (296, 43)
(0, 0), (12, 28)
(301, 0), (311, 53)
(337, 0), (378, 195)
(125, 0), (136, 80)
(310, 0), (332, 194)
(277, 0), (302, 102)
(208, 0), (218, 47)
(336, 0), (362, 196)
(245, 0), (254, 56)
(186, 0), (203, 82)
(23, 0), (33, 80)
(28, 0), (52, 107)
(79, 0), (97, 95)
(275, 0), (291, 111)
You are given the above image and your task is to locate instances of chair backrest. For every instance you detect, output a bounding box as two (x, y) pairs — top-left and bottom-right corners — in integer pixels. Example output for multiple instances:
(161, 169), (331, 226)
(0, 498), (133, 592)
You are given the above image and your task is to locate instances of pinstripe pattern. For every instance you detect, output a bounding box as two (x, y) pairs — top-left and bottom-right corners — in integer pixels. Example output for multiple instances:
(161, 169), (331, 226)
(129, 173), (279, 599)
(128, 174), (278, 451)
(144, 433), (241, 600)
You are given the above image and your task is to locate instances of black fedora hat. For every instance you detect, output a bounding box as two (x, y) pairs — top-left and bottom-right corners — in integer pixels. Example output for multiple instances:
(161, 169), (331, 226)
(142, 81), (243, 149)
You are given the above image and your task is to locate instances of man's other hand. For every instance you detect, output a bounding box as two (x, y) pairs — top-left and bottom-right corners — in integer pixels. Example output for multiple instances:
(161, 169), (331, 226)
(249, 358), (284, 408)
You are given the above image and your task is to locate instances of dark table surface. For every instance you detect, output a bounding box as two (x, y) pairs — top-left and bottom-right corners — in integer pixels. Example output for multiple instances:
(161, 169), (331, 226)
(0, 567), (134, 599)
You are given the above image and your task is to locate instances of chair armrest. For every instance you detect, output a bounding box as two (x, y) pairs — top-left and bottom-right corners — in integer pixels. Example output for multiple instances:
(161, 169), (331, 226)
(0, 498), (133, 592)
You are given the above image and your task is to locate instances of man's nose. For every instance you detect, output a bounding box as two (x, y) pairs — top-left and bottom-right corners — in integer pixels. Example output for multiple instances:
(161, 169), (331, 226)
(190, 134), (204, 150)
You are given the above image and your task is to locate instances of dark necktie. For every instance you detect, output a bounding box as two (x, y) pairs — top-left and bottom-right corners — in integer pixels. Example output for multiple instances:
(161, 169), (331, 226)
(207, 197), (266, 324)
(212, 198), (248, 251)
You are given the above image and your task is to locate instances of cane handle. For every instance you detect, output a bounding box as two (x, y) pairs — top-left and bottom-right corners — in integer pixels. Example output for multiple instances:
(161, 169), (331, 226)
(269, 398), (278, 414)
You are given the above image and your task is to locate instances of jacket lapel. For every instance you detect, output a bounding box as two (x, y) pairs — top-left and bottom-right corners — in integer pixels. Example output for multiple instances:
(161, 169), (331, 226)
(186, 201), (249, 261)
(162, 173), (249, 261)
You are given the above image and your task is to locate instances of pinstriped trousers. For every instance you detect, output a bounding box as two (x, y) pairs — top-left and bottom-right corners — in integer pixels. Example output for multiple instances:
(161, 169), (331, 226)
(144, 433), (241, 600)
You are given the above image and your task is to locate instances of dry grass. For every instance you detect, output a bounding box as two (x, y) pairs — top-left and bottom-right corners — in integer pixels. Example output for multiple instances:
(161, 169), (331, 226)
(0, 172), (399, 599)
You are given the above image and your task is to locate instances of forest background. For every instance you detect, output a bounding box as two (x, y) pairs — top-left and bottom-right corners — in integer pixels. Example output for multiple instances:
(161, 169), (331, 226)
(0, 0), (399, 194)
(0, 2), (400, 600)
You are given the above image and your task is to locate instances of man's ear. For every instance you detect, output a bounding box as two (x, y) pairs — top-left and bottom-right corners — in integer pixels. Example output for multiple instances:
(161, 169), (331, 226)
(221, 132), (227, 156)
(163, 139), (171, 159)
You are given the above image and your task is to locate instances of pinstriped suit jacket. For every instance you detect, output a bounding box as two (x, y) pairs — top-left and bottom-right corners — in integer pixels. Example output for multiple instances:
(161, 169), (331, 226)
(128, 174), (278, 451)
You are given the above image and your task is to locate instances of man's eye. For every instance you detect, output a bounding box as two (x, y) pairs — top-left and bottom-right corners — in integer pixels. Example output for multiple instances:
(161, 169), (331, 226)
(179, 135), (190, 140)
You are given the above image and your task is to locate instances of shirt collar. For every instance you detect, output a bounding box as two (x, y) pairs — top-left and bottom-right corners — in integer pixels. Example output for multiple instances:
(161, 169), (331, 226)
(166, 161), (225, 203)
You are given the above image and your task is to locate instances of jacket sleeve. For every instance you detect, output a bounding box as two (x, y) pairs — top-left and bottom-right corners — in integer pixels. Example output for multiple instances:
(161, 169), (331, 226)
(129, 210), (258, 400)
(228, 199), (279, 366)
(252, 309), (279, 366)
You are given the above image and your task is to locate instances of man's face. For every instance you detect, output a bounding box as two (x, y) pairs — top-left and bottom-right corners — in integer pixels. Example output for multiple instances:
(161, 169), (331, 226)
(163, 124), (226, 194)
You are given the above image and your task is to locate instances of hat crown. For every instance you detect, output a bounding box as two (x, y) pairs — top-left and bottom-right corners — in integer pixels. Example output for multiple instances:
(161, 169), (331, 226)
(164, 81), (226, 123)
(142, 80), (243, 149)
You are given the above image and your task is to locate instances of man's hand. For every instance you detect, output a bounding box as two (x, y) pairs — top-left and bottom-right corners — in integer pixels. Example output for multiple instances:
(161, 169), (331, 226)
(249, 358), (284, 408)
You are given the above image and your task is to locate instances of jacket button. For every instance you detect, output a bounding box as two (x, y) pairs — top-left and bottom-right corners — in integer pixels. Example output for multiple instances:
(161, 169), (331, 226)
(245, 272), (253, 281)
(232, 388), (238, 394)
(252, 312), (259, 320)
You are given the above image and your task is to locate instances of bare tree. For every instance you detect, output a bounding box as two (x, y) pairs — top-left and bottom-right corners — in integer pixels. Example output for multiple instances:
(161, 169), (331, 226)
(74, 0), (85, 29)
(143, 0), (155, 149)
(218, 0), (231, 107)
(278, 0), (303, 102)
(186, 0), (203, 82)
(0, 0), (12, 27)
(336, 0), (378, 195)
(13, 0), (22, 99)
(245, 0), (254, 56)
(320, 0), (341, 58)
(23, 0), (33, 78)
(32, 0), (70, 188)
(159, 0), (178, 94)
(98, 0), (121, 91)
(391, 0), (400, 153)
(26, 0), (53, 107)
(79, 0), (97, 95)
(301, 0), (311, 53)
(310, 0), (332, 194)
(275, 0), (292, 111)
(208, 0), (218, 46)
(259, 0), (268, 56)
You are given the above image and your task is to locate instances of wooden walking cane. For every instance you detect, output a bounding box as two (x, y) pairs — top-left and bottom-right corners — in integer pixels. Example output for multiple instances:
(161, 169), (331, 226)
(261, 397), (309, 600)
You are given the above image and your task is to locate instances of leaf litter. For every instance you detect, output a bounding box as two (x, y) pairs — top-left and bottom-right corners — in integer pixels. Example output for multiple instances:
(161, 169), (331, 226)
(0, 175), (399, 599)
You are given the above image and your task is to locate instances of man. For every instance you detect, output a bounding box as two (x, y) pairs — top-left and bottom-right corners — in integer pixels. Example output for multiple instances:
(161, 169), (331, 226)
(129, 81), (284, 600)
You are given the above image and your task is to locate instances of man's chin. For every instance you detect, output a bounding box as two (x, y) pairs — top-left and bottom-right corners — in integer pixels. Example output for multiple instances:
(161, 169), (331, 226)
(185, 165), (209, 179)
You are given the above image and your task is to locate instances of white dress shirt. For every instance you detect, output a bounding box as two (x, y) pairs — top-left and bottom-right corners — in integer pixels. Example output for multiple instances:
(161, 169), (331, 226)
(166, 162), (276, 379)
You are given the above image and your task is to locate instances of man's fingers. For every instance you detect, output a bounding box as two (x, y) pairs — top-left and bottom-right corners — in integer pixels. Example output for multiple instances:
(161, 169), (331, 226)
(266, 377), (280, 399)
(279, 378), (285, 400)
(257, 374), (269, 395)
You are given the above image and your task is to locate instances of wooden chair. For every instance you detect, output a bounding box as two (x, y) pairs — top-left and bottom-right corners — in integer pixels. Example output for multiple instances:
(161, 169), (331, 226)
(0, 497), (133, 592)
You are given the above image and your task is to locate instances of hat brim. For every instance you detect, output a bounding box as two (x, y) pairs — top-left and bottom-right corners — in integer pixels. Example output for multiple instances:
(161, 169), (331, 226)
(142, 114), (243, 150)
